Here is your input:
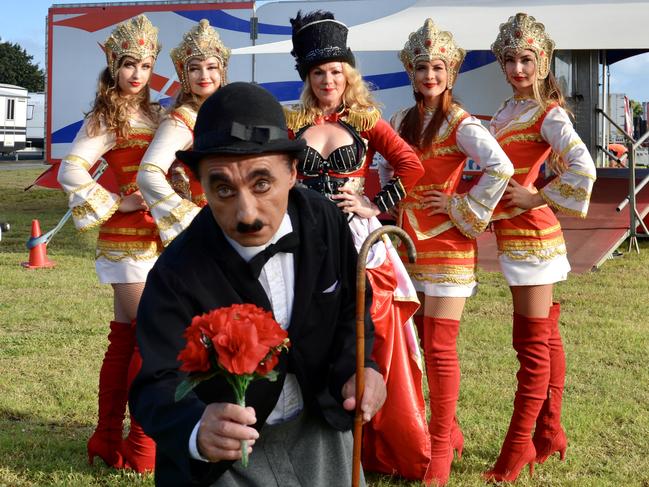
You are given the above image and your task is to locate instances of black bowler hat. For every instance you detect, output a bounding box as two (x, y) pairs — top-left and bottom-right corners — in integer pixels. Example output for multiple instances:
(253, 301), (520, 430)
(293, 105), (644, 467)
(176, 82), (306, 172)
(290, 10), (355, 80)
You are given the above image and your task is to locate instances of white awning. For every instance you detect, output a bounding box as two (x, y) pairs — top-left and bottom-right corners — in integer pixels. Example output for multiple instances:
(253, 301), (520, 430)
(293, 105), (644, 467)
(233, 0), (649, 54)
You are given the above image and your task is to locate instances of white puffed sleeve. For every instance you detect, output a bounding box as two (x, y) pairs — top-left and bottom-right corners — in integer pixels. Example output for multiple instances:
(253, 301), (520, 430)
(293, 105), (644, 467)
(447, 117), (514, 238)
(137, 115), (200, 245)
(539, 106), (596, 218)
(57, 120), (119, 231)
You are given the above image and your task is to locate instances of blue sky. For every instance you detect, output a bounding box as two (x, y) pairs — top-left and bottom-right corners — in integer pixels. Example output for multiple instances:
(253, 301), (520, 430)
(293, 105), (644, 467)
(2, 0), (648, 102)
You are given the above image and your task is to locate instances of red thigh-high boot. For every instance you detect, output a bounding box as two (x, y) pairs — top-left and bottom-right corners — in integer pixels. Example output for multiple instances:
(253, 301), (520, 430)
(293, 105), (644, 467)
(450, 416), (464, 461)
(483, 313), (551, 482)
(121, 328), (156, 473)
(422, 317), (460, 486)
(87, 321), (135, 468)
(533, 302), (567, 463)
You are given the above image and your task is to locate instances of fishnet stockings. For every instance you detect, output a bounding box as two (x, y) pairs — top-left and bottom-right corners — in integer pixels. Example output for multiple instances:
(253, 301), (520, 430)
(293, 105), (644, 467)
(414, 292), (466, 321)
(510, 284), (553, 318)
(112, 283), (146, 323)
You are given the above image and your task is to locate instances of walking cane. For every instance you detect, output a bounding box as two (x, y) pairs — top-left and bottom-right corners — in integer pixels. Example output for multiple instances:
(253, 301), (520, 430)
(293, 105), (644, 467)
(352, 225), (416, 487)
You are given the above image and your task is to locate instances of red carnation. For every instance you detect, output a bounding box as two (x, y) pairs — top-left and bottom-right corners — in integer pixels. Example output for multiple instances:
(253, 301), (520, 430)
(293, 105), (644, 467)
(175, 303), (290, 467)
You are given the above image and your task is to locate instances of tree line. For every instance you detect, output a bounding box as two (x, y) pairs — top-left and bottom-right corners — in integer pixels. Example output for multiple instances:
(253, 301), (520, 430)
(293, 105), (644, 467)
(0, 39), (44, 92)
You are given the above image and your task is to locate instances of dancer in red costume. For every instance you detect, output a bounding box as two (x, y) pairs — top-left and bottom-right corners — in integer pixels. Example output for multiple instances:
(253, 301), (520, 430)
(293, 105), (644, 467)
(285, 10), (430, 480)
(56, 15), (160, 473)
(389, 19), (514, 486)
(138, 19), (230, 244)
(484, 13), (596, 482)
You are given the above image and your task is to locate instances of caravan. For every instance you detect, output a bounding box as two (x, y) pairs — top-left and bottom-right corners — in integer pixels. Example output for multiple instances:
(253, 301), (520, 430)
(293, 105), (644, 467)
(0, 83), (28, 154)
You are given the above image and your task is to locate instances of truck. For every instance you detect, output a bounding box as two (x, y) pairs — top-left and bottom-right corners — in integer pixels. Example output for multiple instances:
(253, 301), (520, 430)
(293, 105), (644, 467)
(44, 0), (649, 171)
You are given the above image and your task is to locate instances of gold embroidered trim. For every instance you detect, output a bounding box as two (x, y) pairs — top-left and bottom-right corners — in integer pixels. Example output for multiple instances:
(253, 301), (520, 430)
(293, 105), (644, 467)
(408, 268), (476, 285)
(140, 163), (166, 174)
(71, 181), (97, 194)
(432, 107), (466, 145)
(97, 240), (160, 252)
(490, 206), (529, 221)
(71, 186), (111, 220)
(513, 167), (531, 174)
(560, 138), (582, 158)
(99, 227), (157, 236)
(500, 133), (544, 147)
(149, 192), (178, 209)
(494, 103), (544, 139)
(499, 246), (567, 261)
(484, 168), (512, 180)
(412, 181), (451, 192)
(539, 191), (588, 218)
(172, 106), (197, 131)
(400, 249), (475, 259)
(65, 154), (92, 170)
(544, 180), (590, 202)
(468, 193), (495, 212)
(157, 198), (198, 231)
(498, 235), (565, 251)
(566, 167), (596, 181)
(120, 182), (139, 194)
(495, 223), (561, 237)
(405, 263), (475, 275)
(449, 195), (489, 237)
(128, 127), (156, 137)
(193, 194), (208, 206)
(284, 105), (381, 133)
(420, 144), (462, 160)
(76, 195), (121, 233)
(121, 165), (141, 172)
(96, 245), (160, 262)
(403, 208), (455, 240)
(114, 139), (150, 149)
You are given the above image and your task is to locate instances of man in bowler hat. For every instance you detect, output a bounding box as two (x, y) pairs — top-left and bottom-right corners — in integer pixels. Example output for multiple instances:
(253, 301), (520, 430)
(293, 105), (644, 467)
(129, 82), (386, 486)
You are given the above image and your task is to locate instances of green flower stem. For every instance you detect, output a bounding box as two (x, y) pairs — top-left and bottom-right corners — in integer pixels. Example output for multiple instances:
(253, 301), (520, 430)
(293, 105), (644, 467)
(231, 375), (252, 468)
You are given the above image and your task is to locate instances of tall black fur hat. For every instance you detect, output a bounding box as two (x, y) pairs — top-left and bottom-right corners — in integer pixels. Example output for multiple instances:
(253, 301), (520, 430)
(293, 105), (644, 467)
(290, 10), (355, 80)
(176, 82), (306, 173)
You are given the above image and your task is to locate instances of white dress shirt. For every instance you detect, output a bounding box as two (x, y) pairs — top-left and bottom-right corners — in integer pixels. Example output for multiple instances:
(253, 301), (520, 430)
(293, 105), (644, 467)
(189, 213), (304, 461)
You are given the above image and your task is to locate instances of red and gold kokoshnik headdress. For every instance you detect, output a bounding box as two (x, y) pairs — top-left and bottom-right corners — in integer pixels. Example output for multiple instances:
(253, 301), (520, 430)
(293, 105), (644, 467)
(170, 19), (231, 93)
(399, 18), (466, 90)
(102, 14), (161, 80)
(491, 12), (555, 80)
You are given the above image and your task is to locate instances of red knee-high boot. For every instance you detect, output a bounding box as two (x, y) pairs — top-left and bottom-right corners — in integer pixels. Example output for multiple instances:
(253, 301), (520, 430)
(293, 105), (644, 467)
(533, 302), (567, 463)
(422, 317), (461, 486)
(87, 321), (135, 468)
(483, 312), (551, 482)
(121, 328), (156, 473)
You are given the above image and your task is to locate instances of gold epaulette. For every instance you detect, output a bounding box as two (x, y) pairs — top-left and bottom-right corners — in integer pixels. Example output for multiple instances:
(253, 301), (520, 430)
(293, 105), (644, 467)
(344, 106), (381, 132)
(283, 105), (382, 133)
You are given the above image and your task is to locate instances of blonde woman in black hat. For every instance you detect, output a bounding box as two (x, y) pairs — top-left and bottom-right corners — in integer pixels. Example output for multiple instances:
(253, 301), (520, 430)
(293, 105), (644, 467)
(56, 15), (160, 472)
(285, 10), (431, 480)
(137, 19), (230, 246)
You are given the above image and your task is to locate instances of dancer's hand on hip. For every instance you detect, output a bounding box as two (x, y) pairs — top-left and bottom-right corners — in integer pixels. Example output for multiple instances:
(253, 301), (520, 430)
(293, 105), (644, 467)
(503, 179), (544, 209)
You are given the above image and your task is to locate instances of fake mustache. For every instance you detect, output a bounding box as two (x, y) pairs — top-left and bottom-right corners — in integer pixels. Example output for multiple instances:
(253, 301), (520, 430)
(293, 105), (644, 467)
(237, 219), (264, 233)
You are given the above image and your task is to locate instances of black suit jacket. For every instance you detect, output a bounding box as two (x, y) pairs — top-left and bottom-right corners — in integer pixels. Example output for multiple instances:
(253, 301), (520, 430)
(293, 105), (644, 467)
(129, 187), (375, 486)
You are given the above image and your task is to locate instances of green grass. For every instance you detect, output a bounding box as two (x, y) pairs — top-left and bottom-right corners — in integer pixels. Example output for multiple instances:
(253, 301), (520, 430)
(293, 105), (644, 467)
(2, 167), (649, 486)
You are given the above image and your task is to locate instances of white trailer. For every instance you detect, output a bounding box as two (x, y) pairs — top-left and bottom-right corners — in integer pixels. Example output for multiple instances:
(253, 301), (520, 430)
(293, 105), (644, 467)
(26, 92), (45, 150)
(0, 83), (28, 154)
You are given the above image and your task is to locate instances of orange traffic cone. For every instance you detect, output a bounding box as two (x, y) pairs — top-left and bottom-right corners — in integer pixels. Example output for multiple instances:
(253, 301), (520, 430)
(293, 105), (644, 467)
(21, 219), (55, 269)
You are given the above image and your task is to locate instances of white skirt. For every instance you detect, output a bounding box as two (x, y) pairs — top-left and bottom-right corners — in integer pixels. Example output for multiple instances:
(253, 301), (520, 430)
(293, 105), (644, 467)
(95, 255), (157, 284)
(498, 252), (570, 286)
(411, 278), (477, 299)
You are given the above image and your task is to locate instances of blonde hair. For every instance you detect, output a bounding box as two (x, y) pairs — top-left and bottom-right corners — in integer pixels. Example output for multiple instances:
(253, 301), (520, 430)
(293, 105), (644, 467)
(86, 63), (160, 139)
(298, 62), (379, 118)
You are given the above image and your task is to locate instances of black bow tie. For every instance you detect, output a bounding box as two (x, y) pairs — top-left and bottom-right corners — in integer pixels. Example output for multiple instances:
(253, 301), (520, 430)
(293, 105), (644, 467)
(248, 231), (299, 278)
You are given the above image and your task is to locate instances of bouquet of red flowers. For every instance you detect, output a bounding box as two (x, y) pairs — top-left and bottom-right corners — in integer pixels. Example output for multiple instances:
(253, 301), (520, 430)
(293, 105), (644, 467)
(175, 303), (290, 466)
